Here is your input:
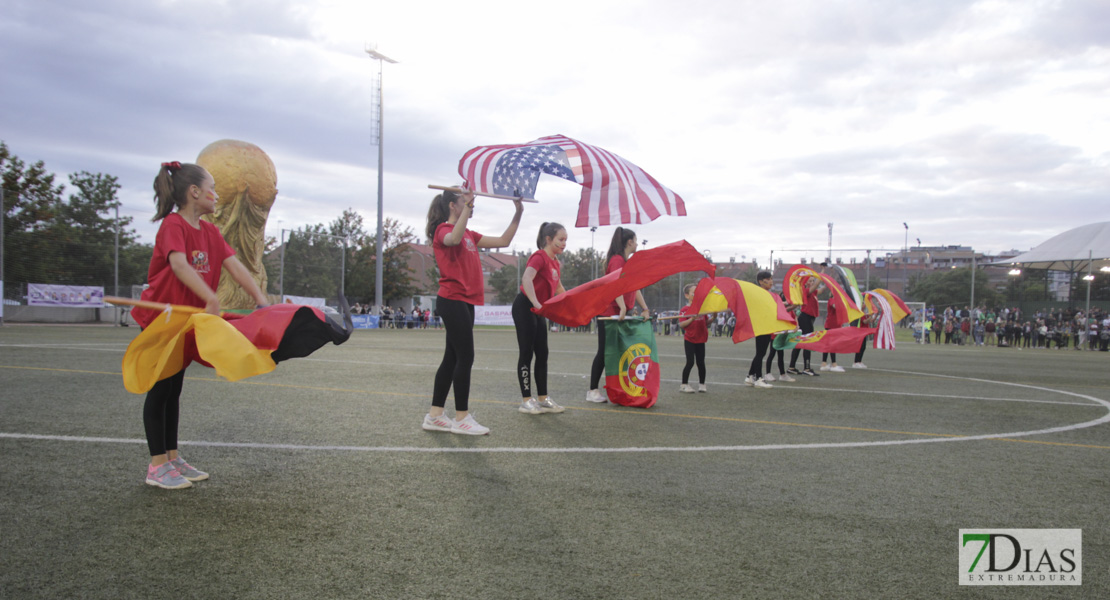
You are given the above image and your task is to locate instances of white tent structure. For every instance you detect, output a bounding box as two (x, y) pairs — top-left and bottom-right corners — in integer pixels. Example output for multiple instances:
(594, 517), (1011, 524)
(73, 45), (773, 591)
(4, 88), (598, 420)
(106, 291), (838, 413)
(988, 221), (1110, 313)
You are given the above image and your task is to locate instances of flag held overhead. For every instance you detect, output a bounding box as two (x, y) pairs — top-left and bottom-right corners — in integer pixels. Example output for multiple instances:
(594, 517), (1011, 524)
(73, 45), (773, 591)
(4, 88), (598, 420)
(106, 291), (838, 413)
(458, 135), (686, 227)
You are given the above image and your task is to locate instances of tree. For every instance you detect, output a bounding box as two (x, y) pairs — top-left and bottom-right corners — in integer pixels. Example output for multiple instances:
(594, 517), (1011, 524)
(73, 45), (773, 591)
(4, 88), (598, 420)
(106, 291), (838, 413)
(488, 263), (520, 304)
(1, 143), (146, 294)
(906, 268), (1000, 311)
(265, 209), (419, 306)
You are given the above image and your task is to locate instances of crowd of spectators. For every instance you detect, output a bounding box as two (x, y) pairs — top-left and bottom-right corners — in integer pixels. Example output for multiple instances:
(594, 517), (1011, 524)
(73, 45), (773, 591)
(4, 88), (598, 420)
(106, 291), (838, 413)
(914, 305), (1110, 351)
(349, 303), (440, 329)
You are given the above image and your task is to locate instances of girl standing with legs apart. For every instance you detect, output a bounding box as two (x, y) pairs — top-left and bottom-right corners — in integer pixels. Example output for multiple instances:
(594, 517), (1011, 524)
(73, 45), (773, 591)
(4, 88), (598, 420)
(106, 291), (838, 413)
(423, 187), (523, 435)
(586, 227), (650, 403)
(513, 222), (567, 415)
(133, 162), (270, 489)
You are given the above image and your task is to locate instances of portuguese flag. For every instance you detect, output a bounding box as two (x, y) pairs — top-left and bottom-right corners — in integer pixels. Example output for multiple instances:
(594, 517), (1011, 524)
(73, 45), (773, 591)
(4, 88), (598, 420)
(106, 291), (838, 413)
(603, 318), (661, 408)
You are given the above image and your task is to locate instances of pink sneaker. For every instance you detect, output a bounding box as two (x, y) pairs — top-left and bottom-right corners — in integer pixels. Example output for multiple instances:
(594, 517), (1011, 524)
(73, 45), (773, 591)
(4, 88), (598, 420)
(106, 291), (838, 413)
(145, 462), (192, 489)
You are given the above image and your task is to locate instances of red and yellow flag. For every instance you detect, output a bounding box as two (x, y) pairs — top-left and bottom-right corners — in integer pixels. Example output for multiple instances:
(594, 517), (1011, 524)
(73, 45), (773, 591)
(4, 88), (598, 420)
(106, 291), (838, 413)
(784, 265), (864, 324)
(690, 277), (797, 344)
(864, 288), (910, 324)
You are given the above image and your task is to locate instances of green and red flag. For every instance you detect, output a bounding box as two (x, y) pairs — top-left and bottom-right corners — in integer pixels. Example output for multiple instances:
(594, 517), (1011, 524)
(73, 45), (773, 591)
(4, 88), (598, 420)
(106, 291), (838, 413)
(603, 318), (660, 408)
(772, 327), (876, 354)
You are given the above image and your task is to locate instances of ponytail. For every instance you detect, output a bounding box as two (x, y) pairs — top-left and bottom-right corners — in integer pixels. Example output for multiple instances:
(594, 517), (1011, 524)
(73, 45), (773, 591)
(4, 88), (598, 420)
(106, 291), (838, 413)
(151, 162), (207, 222)
(536, 221), (565, 250)
(425, 190), (458, 240)
(606, 226), (636, 261)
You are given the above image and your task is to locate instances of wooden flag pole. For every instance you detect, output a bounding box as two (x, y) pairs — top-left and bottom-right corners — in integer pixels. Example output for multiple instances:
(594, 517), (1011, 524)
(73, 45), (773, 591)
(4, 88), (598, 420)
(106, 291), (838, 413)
(103, 296), (204, 314)
(427, 184), (539, 203)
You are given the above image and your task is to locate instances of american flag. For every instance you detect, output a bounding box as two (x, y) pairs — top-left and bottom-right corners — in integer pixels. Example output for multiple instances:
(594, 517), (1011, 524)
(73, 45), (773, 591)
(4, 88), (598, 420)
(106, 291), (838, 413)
(458, 135), (687, 227)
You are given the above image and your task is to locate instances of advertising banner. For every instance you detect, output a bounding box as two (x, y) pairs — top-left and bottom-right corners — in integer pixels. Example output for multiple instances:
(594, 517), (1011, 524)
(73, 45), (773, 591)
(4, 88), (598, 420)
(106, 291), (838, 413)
(28, 284), (104, 307)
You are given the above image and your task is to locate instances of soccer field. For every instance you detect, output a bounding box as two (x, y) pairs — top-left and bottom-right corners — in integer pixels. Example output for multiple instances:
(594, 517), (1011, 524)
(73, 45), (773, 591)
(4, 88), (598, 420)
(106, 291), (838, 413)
(1, 325), (1107, 599)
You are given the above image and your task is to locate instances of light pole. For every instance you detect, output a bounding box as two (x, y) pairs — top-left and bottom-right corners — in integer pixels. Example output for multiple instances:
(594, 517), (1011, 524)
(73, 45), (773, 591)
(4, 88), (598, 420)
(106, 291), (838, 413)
(902, 222), (908, 296)
(366, 44), (398, 313)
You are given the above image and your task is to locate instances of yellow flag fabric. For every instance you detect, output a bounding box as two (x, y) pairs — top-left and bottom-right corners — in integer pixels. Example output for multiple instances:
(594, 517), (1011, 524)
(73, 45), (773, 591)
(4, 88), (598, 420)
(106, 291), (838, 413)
(122, 308), (276, 394)
(692, 277), (798, 343)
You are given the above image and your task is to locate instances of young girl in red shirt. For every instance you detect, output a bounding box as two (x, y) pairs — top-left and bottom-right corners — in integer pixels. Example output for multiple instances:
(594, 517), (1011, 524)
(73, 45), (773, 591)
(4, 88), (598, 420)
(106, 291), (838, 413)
(513, 222), (567, 415)
(422, 188), (522, 435)
(677, 283), (711, 393)
(586, 227), (650, 403)
(134, 162), (270, 489)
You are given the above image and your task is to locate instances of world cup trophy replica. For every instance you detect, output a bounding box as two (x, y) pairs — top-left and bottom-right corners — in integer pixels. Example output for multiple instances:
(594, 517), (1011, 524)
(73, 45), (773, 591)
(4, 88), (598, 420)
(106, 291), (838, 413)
(197, 139), (278, 309)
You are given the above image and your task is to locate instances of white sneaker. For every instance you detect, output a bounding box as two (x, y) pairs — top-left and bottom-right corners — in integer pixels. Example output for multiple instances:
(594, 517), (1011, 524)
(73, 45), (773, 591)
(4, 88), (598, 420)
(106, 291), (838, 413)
(830, 365), (846, 373)
(679, 384), (696, 393)
(422, 413), (453, 432)
(451, 414), (490, 435)
(519, 398), (542, 414)
(777, 374), (796, 382)
(697, 384), (707, 393)
(852, 363), (868, 369)
(585, 389), (607, 403)
(536, 397), (565, 413)
(743, 376), (755, 387)
(753, 378), (773, 389)
(763, 373), (776, 382)
(819, 365), (831, 371)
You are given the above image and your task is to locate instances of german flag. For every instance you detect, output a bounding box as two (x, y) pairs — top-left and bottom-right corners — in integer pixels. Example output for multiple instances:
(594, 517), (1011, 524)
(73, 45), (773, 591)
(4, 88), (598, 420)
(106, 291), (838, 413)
(120, 304), (351, 394)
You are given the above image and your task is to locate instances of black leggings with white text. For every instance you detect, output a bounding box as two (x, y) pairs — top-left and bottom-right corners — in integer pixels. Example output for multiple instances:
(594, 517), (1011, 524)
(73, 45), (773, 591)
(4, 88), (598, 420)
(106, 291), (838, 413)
(512, 292), (548, 398)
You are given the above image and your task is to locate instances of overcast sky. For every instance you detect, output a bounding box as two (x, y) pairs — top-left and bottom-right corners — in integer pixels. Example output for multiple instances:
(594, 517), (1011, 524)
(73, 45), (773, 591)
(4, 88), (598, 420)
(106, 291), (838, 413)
(2, 0), (1108, 266)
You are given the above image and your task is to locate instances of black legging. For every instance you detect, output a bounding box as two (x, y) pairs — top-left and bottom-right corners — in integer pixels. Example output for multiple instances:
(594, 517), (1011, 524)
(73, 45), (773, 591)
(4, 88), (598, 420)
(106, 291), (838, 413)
(683, 340), (706, 384)
(143, 370), (184, 457)
(749, 334), (771, 378)
(766, 346), (785, 376)
(432, 296), (475, 412)
(789, 312), (816, 369)
(854, 336), (868, 364)
(590, 319), (610, 390)
(512, 292), (548, 398)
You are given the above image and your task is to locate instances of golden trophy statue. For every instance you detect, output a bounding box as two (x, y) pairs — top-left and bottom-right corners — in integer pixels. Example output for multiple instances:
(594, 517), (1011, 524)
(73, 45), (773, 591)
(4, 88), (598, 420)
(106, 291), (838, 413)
(197, 139), (278, 309)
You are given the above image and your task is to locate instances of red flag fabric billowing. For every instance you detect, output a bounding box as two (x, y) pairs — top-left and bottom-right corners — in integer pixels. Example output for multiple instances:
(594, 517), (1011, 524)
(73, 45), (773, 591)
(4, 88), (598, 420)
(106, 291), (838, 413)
(536, 240), (715, 328)
(792, 327), (877, 354)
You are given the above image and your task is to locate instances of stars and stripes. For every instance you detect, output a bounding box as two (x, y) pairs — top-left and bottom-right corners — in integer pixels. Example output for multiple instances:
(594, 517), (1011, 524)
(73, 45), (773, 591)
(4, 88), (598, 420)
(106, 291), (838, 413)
(458, 134), (686, 227)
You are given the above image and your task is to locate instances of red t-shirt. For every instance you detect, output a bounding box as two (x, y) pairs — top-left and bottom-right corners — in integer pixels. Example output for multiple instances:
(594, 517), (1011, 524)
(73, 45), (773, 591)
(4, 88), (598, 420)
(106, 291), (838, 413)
(132, 212), (236, 328)
(679, 305), (708, 343)
(600, 255), (636, 317)
(824, 297), (843, 329)
(521, 250), (561, 305)
(801, 284), (819, 317)
(434, 223), (485, 305)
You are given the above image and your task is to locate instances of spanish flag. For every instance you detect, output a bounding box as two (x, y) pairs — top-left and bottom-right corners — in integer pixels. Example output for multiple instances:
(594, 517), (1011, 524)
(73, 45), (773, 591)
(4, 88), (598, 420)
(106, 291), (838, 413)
(690, 277), (797, 344)
(864, 288), (910, 324)
(784, 265), (864, 324)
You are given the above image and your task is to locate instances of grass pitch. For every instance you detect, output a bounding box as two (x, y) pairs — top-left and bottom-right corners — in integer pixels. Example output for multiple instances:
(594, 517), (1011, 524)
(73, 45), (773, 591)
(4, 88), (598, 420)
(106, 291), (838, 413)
(1, 324), (1108, 599)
